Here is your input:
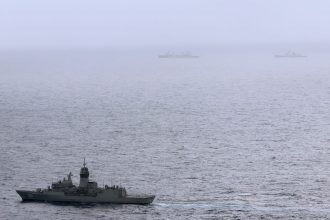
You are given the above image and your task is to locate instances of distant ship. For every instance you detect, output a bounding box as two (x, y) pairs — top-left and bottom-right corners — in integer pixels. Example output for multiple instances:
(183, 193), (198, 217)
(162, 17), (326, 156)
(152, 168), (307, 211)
(158, 52), (199, 58)
(274, 51), (307, 58)
(16, 159), (155, 204)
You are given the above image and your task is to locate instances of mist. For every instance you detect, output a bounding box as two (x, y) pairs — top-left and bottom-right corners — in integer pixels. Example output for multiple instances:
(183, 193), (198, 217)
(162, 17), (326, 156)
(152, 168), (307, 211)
(1, 0), (330, 50)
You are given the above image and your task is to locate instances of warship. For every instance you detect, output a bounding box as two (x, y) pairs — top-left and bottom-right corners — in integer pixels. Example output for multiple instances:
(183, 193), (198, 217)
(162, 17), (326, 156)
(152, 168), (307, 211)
(274, 51), (307, 58)
(16, 159), (155, 204)
(158, 52), (199, 58)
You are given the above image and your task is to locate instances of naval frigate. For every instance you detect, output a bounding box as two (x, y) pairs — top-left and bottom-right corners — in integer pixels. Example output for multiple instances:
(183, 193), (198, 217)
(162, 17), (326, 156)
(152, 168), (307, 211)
(158, 52), (199, 58)
(274, 51), (307, 58)
(16, 159), (155, 204)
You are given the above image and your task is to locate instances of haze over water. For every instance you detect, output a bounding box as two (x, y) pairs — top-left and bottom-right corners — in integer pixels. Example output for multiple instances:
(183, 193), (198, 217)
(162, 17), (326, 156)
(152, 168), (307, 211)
(1, 47), (330, 219)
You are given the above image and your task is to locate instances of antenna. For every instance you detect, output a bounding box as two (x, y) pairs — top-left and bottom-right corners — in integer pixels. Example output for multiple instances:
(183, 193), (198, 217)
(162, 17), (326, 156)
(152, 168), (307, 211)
(83, 158), (86, 167)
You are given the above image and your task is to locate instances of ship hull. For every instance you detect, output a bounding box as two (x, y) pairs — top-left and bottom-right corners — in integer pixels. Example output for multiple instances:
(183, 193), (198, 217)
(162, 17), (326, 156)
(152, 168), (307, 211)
(16, 190), (155, 205)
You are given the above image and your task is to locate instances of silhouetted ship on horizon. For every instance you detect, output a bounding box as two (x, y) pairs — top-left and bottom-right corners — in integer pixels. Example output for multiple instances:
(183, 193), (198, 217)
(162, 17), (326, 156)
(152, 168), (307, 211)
(274, 51), (307, 58)
(158, 52), (199, 58)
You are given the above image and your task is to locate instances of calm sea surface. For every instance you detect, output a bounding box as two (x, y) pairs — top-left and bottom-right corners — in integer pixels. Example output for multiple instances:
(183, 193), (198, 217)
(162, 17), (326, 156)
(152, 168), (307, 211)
(1, 48), (330, 219)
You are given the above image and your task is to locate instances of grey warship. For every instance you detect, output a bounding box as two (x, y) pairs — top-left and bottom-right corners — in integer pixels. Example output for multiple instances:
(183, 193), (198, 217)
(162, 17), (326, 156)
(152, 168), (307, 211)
(274, 51), (307, 58)
(16, 159), (155, 205)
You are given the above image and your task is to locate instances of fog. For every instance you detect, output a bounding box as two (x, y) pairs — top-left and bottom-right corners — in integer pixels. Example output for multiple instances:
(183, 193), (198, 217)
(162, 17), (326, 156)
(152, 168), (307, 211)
(0, 0), (330, 50)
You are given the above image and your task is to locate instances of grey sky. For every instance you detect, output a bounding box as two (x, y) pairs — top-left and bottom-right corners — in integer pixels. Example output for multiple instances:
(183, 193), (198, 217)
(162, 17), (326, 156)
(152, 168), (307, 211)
(0, 0), (329, 49)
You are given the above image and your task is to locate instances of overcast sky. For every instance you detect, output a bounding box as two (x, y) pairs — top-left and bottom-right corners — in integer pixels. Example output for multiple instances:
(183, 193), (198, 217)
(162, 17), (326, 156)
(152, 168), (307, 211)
(0, 0), (329, 49)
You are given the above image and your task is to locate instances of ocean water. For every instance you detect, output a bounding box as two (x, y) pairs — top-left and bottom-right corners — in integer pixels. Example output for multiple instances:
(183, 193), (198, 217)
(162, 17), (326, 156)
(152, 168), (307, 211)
(1, 48), (330, 219)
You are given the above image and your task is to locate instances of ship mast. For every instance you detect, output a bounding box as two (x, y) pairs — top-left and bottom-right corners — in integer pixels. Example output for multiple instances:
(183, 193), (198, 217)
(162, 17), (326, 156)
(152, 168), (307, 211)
(79, 158), (89, 188)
